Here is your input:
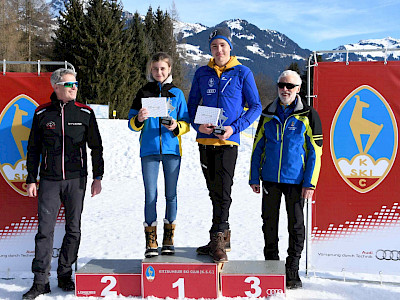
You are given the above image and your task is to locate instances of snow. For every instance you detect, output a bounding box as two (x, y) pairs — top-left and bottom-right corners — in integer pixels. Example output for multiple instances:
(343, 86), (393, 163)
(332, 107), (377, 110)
(329, 37), (400, 61)
(234, 33), (255, 40)
(226, 20), (244, 31)
(2, 119), (400, 299)
(177, 44), (212, 63)
(247, 44), (270, 59)
(173, 20), (207, 39)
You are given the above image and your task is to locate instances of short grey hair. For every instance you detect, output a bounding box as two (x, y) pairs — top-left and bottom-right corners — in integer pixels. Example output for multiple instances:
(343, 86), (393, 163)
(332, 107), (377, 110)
(50, 68), (76, 86)
(277, 70), (302, 85)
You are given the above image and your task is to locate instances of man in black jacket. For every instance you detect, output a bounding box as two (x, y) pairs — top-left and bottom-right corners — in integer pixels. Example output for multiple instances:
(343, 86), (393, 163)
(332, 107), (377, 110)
(22, 68), (104, 299)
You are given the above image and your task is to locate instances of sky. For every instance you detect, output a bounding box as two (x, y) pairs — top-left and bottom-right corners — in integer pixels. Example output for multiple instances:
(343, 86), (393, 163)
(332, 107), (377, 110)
(121, 0), (400, 51)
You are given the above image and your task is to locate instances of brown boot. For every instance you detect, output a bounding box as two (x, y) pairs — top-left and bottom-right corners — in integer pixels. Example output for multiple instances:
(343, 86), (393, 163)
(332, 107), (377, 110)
(197, 229), (231, 254)
(161, 219), (176, 255)
(144, 222), (158, 258)
(209, 232), (228, 263)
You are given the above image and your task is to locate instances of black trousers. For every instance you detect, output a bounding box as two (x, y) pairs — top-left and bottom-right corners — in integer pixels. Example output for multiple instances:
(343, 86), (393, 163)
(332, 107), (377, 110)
(32, 177), (86, 284)
(199, 144), (238, 233)
(261, 181), (304, 267)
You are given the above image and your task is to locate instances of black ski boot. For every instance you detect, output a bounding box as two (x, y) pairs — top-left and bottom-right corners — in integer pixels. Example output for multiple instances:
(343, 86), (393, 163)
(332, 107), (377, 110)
(22, 282), (51, 299)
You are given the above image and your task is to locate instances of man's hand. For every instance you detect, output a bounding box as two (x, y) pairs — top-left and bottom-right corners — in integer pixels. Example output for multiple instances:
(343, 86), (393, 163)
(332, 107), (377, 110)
(215, 126), (233, 140)
(302, 187), (314, 200)
(27, 183), (37, 197)
(137, 108), (149, 122)
(199, 123), (215, 135)
(163, 118), (178, 131)
(91, 179), (102, 197)
(250, 184), (260, 194)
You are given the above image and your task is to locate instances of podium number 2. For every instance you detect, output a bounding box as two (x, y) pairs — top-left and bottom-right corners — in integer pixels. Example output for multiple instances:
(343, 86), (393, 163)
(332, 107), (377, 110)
(101, 276), (118, 296)
(172, 278), (185, 298)
(244, 276), (262, 297)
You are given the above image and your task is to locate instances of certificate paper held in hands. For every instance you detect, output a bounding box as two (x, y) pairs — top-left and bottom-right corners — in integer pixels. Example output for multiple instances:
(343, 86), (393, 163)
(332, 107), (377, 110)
(141, 97), (168, 117)
(194, 106), (221, 126)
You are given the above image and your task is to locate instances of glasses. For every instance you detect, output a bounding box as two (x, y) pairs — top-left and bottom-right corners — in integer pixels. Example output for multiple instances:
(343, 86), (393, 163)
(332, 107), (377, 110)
(56, 81), (78, 88)
(277, 82), (299, 89)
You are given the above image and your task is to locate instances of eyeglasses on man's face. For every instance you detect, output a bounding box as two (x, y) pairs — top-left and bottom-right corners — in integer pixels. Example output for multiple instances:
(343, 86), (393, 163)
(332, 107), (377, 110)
(56, 81), (78, 88)
(277, 82), (299, 90)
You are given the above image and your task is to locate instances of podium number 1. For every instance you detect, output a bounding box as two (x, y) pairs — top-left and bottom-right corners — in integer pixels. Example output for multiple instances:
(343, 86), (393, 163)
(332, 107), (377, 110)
(172, 278), (185, 298)
(244, 276), (262, 297)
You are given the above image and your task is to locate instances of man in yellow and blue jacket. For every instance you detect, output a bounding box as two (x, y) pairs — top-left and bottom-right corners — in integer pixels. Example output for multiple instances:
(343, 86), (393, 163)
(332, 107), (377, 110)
(188, 27), (261, 263)
(249, 70), (322, 289)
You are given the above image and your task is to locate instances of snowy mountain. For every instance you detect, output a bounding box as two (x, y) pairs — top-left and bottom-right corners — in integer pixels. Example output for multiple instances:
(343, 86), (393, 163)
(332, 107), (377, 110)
(49, 0), (65, 17)
(179, 19), (311, 80)
(324, 37), (400, 62)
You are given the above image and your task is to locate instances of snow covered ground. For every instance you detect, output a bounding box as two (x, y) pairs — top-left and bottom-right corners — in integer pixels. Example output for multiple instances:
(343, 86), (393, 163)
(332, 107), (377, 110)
(1, 119), (400, 299)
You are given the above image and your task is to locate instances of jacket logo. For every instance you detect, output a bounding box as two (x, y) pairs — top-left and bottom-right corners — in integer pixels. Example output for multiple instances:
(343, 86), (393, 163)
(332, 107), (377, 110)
(46, 121), (56, 129)
(288, 121), (296, 130)
(208, 78), (215, 87)
(331, 85), (398, 193)
(207, 89), (217, 94)
(68, 122), (82, 126)
(209, 29), (218, 40)
(0, 94), (38, 196)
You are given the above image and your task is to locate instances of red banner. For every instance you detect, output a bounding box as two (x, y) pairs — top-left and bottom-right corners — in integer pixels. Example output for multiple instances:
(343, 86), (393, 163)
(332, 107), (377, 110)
(312, 61), (400, 274)
(0, 73), (64, 273)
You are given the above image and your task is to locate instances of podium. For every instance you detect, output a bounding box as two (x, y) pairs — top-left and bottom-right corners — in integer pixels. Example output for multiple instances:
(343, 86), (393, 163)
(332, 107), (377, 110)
(142, 247), (218, 298)
(220, 260), (285, 297)
(75, 259), (141, 297)
(75, 248), (285, 298)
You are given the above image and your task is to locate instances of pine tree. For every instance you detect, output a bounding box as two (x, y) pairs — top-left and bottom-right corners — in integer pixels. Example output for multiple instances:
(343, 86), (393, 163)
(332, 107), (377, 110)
(53, 0), (85, 73)
(143, 6), (156, 55)
(153, 7), (182, 88)
(65, 0), (138, 118)
(129, 12), (149, 86)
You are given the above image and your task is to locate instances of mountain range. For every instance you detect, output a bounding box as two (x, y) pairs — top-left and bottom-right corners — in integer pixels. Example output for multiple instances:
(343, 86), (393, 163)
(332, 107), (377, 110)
(174, 19), (400, 80)
(48, 1), (400, 80)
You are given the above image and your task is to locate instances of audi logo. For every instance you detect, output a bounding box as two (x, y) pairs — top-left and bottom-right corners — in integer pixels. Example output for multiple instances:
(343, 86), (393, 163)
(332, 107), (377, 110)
(376, 249), (400, 261)
(266, 289), (284, 296)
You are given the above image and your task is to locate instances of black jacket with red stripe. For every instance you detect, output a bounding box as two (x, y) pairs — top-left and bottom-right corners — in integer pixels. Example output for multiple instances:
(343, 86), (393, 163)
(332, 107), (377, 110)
(26, 93), (104, 183)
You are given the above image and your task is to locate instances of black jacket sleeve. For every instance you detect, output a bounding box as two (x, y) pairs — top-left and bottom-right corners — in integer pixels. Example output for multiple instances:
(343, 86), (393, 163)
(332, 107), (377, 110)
(26, 113), (42, 184)
(87, 111), (104, 178)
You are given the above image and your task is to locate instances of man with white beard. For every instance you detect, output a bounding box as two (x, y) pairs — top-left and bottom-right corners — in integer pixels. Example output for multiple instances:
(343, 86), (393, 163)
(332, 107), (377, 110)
(249, 70), (323, 289)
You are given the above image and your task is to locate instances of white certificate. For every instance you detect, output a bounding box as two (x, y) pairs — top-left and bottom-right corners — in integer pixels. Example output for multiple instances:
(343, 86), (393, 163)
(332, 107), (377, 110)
(194, 106), (221, 126)
(141, 97), (168, 117)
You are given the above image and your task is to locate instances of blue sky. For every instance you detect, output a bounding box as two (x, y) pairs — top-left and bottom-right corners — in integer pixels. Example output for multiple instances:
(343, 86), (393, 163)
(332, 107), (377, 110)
(121, 0), (400, 51)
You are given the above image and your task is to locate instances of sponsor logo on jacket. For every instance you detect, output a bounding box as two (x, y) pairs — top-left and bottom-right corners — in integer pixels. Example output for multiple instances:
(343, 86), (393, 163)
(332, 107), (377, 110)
(46, 121), (56, 129)
(0, 95), (38, 196)
(331, 85), (398, 193)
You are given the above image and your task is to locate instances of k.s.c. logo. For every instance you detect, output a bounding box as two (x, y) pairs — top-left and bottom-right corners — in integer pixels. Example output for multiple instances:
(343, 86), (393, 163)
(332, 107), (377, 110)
(0, 95), (38, 196)
(331, 85), (398, 193)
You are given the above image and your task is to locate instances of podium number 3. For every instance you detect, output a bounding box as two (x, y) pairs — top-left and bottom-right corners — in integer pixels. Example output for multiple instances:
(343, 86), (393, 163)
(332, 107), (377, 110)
(244, 276), (262, 297)
(101, 276), (118, 296)
(172, 278), (185, 298)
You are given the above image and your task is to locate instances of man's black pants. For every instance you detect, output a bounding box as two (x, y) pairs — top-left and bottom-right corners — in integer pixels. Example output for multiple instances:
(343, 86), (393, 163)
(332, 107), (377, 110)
(261, 181), (305, 268)
(32, 177), (86, 284)
(199, 144), (237, 233)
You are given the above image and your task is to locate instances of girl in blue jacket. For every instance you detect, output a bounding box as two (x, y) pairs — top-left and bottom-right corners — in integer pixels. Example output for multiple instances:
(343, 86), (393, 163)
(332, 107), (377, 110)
(128, 52), (190, 258)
